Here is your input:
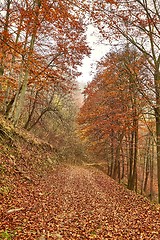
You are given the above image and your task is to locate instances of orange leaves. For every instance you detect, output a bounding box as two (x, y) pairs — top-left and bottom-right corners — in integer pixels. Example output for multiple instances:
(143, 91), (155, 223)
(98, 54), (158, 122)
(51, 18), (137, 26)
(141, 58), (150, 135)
(0, 160), (159, 239)
(105, 0), (117, 4)
(0, 0), (90, 83)
(77, 47), (145, 159)
(0, 76), (17, 89)
(0, 0), (91, 122)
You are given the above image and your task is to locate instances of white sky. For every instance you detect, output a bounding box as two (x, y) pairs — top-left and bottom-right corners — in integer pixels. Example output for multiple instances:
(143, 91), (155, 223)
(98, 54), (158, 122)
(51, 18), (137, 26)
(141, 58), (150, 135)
(77, 24), (111, 85)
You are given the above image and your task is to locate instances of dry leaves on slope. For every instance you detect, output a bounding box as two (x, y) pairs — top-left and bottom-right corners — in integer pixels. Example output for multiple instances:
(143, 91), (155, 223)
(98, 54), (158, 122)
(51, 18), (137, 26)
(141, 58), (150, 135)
(0, 165), (160, 239)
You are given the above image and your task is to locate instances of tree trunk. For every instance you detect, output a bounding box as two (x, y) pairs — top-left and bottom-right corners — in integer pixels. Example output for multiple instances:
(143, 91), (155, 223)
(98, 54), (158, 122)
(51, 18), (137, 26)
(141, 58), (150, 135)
(149, 137), (154, 201)
(143, 136), (151, 193)
(156, 115), (160, 203)
(133, 117), (138, 192)
(113, 133), (123, 181)
(110, 131), (114, 177)
(7, 0), (41, 125)
(141, 156), (145, 195)
(128, 119), (138, 190)
(155, 69), (160, 203)
(24, 89), (38, 129)
(121, 146), (125, 180)
(13, 71), (29, 125)
(128, 132), (134, 190)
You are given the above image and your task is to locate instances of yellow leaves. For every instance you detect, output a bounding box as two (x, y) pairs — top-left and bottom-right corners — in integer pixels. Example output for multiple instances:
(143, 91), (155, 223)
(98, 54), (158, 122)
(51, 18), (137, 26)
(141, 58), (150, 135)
(0, 76), (17, 91)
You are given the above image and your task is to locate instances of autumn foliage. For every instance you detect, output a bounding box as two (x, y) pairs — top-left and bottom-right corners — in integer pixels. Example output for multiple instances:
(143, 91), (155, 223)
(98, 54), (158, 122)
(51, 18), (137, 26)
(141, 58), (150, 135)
(1, 0), (160, 238)
(90, 0), (160, 202)
(77, 47), (157, 199)
(0, 0), (90, 125)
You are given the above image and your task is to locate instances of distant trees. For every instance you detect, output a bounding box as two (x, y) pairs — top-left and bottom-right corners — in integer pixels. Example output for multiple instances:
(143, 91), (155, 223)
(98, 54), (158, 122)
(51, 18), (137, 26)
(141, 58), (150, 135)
(77, 47), (156, 198)
(89, 0), (160, 202)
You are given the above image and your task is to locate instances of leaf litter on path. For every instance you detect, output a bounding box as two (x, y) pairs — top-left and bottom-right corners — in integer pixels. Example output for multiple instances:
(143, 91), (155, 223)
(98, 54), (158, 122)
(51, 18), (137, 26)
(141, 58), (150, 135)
(0, 164), (160, 239)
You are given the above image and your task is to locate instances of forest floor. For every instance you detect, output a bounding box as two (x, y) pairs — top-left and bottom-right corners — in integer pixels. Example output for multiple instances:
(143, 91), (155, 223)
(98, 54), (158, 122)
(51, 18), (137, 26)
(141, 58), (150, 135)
(0, 116), (160, 239)
(0, 163), (160, 240)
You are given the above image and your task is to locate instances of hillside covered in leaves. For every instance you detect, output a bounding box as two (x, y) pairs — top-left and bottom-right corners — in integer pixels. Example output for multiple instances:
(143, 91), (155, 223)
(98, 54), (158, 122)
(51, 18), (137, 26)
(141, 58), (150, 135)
(0, 1), (160, 237)
(0, 116), (160, 239)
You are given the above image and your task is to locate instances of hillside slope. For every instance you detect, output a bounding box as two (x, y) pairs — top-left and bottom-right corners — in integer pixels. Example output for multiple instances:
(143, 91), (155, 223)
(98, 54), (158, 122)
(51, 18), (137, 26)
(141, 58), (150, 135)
(0, 163), (160, 239)
(0, 116), (160, 239)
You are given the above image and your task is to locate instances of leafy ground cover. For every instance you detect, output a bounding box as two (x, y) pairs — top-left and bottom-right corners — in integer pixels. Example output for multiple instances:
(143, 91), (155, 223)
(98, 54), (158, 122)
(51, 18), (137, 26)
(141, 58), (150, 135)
(0, 115), (160, 239)
(0, 163), (160, 239)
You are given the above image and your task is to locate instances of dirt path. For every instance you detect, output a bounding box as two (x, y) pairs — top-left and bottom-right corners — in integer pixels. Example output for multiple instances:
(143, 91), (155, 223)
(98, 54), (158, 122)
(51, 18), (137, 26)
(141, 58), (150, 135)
(0, 164), (160, 239)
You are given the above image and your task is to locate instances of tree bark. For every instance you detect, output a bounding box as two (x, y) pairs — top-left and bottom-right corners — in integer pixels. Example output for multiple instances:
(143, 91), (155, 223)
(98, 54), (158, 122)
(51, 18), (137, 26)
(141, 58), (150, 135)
(155, 68), (160, 203)
(8, 0), (41, 125)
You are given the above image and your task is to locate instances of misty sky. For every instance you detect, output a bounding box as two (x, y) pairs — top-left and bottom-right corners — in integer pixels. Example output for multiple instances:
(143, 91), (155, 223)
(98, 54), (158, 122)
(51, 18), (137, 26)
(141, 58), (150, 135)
(77, 25), (111, 85)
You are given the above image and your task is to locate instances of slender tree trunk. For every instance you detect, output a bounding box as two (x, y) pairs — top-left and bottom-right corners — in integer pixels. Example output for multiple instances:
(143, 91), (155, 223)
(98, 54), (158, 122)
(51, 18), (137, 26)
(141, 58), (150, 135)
(141, 156), (145, 195)
(8, 0), (41, 125)
(3, 16), (23, 113)
(150, 137), (154, 201)
(143, 136), (150, 193)
(128, 119), (138, 191)
(141, 136), (149, 195)
(156, 115), (160, 203)
(24, 87), (43, 129)
(27, 108), (49, 131)
(121, 146), (125, 180)
(155, 69), (160, 203)
(13, 70), (29, 125)
(7, 24), (29, 120)
(128, 131), (134, 190)
(113, 133), (123, 181)
(133, 119), (138, 193)
(110, 132), (114, 177)
(126, 134), (129, 179)
(113, 148), (119, 180)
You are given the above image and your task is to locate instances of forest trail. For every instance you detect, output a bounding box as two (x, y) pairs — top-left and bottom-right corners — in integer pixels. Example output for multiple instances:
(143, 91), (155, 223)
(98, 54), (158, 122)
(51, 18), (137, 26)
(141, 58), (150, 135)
(0, 164), (160, 239)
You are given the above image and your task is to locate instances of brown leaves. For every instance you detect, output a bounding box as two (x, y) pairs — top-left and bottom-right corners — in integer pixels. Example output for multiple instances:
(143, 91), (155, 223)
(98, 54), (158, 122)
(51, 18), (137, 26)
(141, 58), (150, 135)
(0, 164), (160, 239)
